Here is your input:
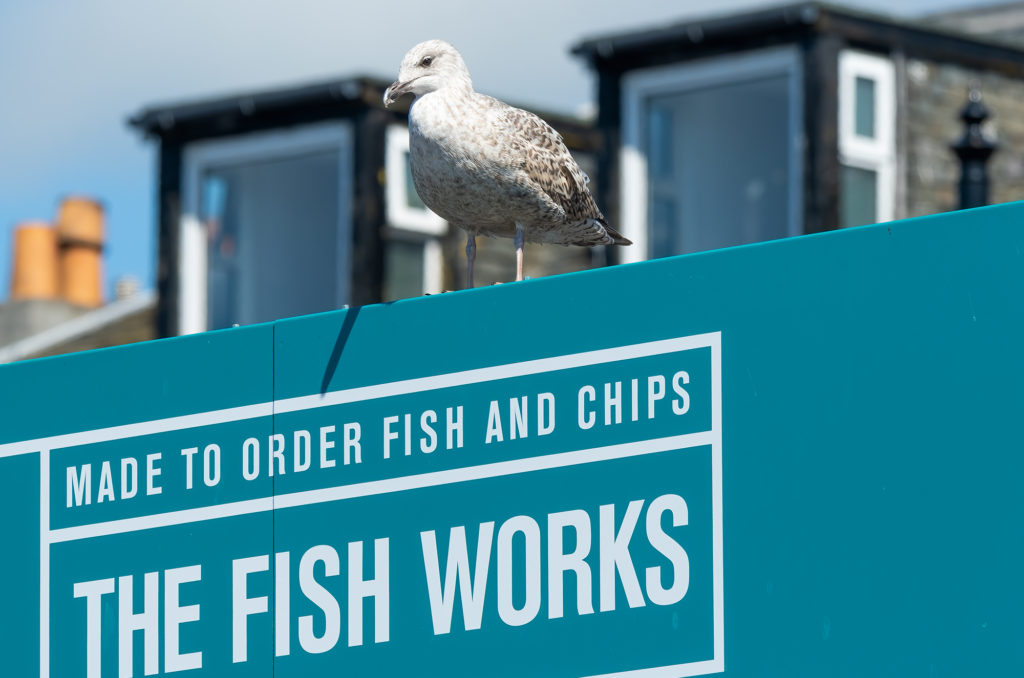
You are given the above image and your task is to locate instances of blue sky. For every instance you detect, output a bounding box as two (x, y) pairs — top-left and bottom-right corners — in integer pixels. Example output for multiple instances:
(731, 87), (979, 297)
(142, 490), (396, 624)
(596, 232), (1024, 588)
(0, 0), (995, 302)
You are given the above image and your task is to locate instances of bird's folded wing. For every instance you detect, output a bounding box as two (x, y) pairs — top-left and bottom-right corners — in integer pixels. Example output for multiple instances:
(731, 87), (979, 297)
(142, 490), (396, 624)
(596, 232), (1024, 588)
(478, 97), (629, 246)
(495, 107), (584, 208)
(498, 105), (617, 234)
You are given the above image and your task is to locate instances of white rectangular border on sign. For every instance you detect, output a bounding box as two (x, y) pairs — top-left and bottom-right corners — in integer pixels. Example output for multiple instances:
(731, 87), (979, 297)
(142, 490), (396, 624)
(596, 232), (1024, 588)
(21, 332), (723, 678)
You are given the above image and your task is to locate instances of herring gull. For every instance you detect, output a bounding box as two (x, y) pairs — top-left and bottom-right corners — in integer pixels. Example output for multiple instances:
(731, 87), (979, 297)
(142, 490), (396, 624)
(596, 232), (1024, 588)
(383, 40), (630, 288)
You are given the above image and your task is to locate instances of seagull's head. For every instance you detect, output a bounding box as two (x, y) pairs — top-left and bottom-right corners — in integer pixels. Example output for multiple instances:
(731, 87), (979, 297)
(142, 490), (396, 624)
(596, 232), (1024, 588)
(384, 40), (472, 107)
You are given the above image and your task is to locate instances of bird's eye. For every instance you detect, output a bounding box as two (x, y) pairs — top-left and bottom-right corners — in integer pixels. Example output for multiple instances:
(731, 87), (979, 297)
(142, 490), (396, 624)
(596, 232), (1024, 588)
(420, 56), (434, 67)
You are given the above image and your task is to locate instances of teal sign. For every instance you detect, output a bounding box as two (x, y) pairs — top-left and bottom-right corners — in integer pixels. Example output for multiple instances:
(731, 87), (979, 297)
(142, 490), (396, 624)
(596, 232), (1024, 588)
(3, 202), (1024, 676)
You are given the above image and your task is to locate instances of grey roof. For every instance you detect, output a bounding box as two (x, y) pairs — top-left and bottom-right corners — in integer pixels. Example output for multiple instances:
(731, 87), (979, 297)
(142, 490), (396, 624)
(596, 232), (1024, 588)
(925, 1), (1024, 47)
(0, 290), (157, 364)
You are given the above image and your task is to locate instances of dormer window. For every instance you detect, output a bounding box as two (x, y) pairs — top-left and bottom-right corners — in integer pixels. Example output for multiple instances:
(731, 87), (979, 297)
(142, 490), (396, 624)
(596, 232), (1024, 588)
(181, 122), (354, 333)
(620, 47), (803, 261)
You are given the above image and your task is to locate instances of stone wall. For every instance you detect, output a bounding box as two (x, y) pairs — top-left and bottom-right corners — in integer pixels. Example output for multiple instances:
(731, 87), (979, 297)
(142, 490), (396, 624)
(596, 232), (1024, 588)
(904, 57), (1024, 218)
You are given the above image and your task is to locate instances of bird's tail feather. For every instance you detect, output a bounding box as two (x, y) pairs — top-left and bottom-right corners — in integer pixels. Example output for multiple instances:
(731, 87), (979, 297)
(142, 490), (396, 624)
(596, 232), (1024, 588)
(601, 221), (632, 246)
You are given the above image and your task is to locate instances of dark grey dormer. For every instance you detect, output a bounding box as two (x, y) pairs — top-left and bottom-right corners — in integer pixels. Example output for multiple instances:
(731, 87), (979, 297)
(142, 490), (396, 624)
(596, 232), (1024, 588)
(573, 2), (1024, 264)
(131, 77), (600, 336)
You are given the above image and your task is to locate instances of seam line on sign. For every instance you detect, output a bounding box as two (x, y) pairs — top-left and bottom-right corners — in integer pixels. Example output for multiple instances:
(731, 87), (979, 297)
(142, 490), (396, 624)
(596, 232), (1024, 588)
(0, 332), (718, 458)
(47, 430), (712, 542)
(271, 320), (278, 678)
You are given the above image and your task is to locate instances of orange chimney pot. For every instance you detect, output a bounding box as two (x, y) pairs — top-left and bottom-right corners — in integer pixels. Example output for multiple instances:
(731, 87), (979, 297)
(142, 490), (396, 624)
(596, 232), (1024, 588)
(56, 196), (105, 307)
(10, 222), (59, 301)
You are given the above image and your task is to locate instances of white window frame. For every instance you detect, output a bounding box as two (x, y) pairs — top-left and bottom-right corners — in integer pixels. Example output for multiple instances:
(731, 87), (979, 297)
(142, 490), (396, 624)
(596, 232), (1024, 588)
(838, 49), (896, 224)
(385, 125), (447, 235)
(620, 46), (804, 263)
(179, 121), (353, 335)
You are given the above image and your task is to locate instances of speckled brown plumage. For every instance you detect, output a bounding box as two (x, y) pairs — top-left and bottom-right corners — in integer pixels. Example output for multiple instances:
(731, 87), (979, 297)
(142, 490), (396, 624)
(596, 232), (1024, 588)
(385, 40), (630, 282)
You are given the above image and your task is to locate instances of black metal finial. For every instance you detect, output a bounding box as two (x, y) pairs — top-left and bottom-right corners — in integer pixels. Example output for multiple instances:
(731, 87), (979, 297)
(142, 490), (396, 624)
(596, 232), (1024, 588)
(952, 84), (997, 210)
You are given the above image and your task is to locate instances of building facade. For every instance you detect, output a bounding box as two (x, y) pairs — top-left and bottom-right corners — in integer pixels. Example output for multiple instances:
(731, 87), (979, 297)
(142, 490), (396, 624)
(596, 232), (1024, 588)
(573, 2), (1024, 263)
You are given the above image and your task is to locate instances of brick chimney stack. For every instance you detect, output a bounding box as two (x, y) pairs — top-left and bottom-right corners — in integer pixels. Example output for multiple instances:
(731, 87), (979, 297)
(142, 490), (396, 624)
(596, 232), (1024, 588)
(7, 196), (106, 309)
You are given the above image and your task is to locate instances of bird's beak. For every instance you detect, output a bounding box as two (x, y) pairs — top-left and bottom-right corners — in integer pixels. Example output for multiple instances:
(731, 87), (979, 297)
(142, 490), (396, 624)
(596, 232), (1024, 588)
(383, 80), (410, 107)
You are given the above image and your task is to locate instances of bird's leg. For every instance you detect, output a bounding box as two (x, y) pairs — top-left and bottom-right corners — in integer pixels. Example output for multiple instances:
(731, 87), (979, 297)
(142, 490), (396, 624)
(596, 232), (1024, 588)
(515, 223), (524, 282)
(465, 232), (476, 289)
